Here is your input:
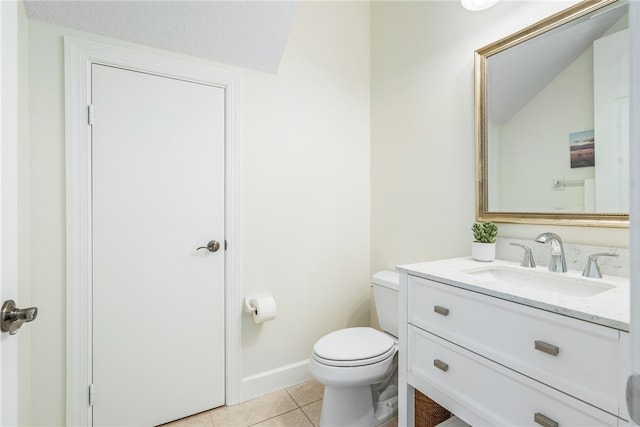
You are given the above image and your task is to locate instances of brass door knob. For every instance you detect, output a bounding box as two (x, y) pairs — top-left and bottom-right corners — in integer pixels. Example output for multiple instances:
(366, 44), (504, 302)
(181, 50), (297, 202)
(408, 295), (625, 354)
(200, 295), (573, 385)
(1, 300), (38, 335)
(196, 240), (220, 253)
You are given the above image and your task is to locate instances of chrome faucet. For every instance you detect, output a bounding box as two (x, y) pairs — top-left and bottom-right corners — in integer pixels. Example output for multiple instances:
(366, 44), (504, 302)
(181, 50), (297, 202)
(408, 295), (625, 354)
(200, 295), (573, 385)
(510, 242), (536, 268)
(535, 232), (567, 273)
(582, 252), (619, 278)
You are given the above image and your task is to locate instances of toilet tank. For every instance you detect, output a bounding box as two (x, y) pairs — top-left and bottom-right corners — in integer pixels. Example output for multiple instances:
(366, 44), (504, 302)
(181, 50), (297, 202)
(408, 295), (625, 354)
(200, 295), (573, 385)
(371, 270), (400, 337)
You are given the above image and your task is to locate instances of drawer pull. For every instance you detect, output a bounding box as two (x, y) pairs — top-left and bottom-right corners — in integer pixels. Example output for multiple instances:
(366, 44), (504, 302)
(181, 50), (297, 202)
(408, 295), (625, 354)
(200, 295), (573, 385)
(433, 359), (449, 372)
(535, 340), (560, 356)
(434, 305), (450, 316)
(534, 412), (559, 427)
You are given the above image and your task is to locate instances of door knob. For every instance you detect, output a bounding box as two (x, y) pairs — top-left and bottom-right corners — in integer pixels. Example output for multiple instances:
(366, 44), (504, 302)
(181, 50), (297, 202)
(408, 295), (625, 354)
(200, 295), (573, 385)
(1, 300), (38, 335)
(196, 240), (220, 253)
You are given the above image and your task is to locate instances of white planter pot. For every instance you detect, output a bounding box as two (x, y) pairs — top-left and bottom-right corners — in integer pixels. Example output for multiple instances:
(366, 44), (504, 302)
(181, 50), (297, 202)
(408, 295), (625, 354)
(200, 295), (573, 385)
(472, 242), (496, 262)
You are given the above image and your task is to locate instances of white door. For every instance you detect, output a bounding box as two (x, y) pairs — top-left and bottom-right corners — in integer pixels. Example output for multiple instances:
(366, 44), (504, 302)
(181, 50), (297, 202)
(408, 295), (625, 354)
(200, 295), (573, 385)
(91, 64), (225, 426)
(1, 1), (20, 425)
(594, 29), (630, 213)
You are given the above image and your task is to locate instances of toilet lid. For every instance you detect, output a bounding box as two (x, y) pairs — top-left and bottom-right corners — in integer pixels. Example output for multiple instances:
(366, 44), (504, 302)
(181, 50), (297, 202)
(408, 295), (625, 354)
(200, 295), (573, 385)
(313, 327), (396, 367)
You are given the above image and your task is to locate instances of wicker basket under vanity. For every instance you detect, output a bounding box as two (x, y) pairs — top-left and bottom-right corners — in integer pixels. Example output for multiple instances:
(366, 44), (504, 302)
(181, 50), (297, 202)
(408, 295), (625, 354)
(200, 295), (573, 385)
(414, 390), (451, 427)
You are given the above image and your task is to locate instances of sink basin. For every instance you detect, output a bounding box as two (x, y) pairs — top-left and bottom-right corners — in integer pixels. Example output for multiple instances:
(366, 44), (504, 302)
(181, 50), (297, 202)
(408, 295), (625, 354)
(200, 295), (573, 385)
(462, 266), (616, 297)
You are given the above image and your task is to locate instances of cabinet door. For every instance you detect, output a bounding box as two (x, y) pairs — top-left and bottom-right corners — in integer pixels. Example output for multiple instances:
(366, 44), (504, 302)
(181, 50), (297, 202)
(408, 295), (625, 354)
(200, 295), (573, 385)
(408, 326), (618, 427)
(408, 275), (621, 414)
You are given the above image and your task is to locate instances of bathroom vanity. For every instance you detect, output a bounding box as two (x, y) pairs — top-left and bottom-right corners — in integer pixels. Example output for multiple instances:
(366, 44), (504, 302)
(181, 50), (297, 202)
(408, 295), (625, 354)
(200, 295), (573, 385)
(397, 257), (630, 426)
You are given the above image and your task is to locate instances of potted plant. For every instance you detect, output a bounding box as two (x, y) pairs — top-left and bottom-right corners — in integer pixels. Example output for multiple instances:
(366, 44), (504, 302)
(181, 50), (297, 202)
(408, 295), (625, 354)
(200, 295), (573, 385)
(471, 221), (498, 261)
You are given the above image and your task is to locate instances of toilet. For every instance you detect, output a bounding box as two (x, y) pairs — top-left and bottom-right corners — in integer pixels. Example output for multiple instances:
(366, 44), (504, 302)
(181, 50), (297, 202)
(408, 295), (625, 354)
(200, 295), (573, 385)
(309, 270), (400, 427)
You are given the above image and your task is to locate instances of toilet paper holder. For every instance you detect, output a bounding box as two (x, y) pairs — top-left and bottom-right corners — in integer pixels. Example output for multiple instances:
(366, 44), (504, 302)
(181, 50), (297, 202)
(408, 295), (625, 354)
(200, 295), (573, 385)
(244, 294), (272, 315)
(244, 294), (277, 323)
(244, 296), (260, 315)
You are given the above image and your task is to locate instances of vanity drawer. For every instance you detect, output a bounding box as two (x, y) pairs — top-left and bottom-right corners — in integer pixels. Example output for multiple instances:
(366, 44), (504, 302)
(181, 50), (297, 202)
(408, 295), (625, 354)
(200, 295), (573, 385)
(408, 275), (622, 415)
(408, 325), (619, 427)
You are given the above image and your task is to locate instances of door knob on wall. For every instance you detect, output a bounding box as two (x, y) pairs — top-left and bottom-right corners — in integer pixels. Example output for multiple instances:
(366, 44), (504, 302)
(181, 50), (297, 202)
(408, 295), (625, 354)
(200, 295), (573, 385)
(1, 300), (38, 335)
(196, 240), (220, 253)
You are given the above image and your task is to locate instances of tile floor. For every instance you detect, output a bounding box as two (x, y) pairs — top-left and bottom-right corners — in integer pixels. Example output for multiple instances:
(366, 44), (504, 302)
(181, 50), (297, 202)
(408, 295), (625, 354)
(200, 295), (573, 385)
(162, 379), (398, 427)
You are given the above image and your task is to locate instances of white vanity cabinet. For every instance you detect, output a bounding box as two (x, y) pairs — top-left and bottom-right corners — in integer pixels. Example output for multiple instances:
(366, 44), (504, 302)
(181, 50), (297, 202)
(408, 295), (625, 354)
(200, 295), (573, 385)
(401, 273), (629, 427)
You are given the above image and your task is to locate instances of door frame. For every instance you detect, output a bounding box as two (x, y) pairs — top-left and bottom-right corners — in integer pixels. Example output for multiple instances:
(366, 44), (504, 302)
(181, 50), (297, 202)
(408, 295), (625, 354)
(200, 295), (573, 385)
(64, 38), (241, 426)
(629, 1), (640, 423)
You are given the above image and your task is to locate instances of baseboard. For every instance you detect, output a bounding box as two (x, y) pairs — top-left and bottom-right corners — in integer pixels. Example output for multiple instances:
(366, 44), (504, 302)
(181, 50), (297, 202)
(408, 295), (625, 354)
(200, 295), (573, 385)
(240, 359), (312, 402)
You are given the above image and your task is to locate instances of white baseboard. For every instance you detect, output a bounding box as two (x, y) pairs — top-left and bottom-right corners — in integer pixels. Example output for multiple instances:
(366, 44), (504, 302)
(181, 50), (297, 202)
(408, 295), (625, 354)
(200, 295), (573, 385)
(240, 359), (313, 403)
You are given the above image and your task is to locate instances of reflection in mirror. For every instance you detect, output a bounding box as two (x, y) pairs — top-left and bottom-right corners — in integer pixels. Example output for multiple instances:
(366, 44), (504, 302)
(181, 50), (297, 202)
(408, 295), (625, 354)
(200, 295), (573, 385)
(476, 0), (629, 227)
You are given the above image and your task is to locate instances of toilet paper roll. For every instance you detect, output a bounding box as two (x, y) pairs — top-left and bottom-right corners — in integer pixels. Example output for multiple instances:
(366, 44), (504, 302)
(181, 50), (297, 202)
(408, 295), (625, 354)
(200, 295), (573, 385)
(252, 296), (277, 324)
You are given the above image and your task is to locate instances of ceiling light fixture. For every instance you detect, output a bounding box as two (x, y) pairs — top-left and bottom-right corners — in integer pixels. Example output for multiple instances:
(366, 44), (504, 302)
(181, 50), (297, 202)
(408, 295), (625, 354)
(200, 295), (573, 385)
(461, 0), (500, 11)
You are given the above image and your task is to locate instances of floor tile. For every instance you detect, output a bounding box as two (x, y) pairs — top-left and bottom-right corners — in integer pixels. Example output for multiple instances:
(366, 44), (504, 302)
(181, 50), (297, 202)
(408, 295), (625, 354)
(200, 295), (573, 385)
(300, 400), (322, 427)
(161, 411), (214, 427)
(250, 409), (314, 427)
(286, 380), (324, 407)
(208, 390), (297, 427)
(376, 415), (398, 427)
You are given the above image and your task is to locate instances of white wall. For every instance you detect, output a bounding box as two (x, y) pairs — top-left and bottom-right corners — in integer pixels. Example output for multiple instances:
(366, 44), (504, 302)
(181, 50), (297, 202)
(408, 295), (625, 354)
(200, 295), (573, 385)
(27, 18), (67, 425)
(499, 47), (594, 212)
(371, 0), (628, 277)
(26, 2), (370, 424)
(239, 1), (371, 395)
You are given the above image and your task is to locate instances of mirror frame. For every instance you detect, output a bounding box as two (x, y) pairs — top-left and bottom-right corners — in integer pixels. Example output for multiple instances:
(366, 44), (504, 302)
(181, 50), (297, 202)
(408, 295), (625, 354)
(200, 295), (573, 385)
(475, 0), (629, 228)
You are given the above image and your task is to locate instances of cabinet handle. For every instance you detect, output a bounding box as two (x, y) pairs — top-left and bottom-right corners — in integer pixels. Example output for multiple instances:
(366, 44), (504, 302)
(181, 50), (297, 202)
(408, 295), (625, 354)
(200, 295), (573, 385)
(535, 340), (559, 356)
(434, 305), (450, 316)
(433, 359), (449, 372)
(534, 412), (559, 427)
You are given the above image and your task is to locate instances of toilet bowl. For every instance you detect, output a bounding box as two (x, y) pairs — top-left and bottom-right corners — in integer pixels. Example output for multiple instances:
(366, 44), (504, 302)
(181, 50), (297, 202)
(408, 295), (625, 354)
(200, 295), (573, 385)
(310, 271), (400, 427)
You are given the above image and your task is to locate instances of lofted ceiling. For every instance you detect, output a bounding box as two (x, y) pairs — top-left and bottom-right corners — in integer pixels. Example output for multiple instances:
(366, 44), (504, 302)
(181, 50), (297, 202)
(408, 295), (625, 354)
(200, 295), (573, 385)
(23, 0), (299, 74)
(488, 1), (628, 125)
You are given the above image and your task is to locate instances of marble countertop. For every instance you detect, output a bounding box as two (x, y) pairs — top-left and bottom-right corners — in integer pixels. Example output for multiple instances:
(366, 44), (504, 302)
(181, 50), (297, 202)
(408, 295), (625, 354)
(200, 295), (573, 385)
(397, 257), (630, 331)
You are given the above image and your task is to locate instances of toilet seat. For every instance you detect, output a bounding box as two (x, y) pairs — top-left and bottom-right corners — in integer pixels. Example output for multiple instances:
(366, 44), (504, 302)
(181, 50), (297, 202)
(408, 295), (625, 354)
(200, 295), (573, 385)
(312, 327), (396, 367)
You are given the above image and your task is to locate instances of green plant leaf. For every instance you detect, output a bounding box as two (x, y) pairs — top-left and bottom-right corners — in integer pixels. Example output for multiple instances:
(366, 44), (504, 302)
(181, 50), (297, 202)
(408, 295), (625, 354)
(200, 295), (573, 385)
(472, 221), (498, 243)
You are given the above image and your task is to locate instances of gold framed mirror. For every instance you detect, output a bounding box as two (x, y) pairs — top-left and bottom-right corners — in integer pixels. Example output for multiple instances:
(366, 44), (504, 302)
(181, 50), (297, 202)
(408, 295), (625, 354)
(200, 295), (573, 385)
(475, 0), (629, 227)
